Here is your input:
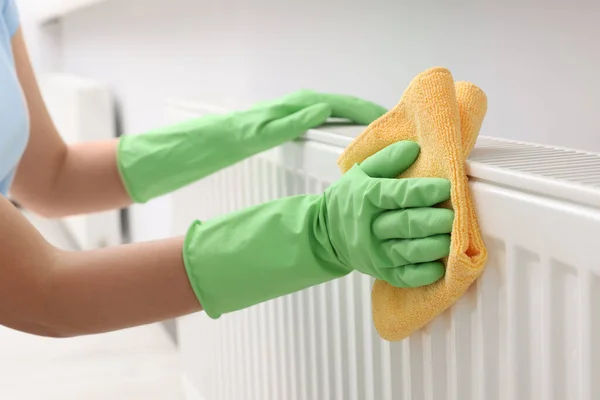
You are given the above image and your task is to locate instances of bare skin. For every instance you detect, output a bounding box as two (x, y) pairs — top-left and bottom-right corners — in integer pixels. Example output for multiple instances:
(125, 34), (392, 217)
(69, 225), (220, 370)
(0, 29), (202, 338)
(10, 30), (131, 217)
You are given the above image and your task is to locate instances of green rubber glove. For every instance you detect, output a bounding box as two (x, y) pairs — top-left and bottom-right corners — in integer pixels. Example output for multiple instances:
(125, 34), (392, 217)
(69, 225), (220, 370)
(116, 90), (387, 203)
(183, 141), (454, 319)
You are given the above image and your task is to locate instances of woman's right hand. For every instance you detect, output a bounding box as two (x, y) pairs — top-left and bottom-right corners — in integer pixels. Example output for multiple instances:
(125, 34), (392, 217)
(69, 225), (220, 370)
(323, 140), (453, 287)
(183, 141), (453, 319)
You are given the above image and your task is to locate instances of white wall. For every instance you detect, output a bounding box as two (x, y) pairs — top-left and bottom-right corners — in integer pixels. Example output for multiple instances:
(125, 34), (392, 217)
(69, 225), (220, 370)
(14, 0), (600, 346)
(16, 0), (63, 74)
(17, 0), (600, 243)
(56, 0), (600, 151)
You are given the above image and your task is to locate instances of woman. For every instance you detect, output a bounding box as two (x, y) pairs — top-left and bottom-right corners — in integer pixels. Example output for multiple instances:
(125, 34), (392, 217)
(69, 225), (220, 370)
(0, 0), (454, 337)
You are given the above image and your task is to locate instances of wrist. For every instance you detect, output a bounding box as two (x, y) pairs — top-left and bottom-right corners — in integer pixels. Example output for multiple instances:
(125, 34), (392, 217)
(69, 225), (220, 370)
(181, 195), (351, 319)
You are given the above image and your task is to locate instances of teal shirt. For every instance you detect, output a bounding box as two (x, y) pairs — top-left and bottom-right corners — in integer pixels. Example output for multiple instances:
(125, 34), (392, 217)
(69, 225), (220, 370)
(0, 0), (29, 196)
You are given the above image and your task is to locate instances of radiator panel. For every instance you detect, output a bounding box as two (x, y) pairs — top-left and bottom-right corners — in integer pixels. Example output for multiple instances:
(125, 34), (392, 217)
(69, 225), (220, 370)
(168, 101), (600, 400)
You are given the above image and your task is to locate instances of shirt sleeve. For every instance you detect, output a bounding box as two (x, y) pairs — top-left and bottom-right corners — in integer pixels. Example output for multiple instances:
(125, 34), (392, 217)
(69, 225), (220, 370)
(3, 0), (20, 37)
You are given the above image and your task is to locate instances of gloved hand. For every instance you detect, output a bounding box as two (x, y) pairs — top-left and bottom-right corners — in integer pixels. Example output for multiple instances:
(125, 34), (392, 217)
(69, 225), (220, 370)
(183, 141), (453, 319)
(116, 90), (387, 203)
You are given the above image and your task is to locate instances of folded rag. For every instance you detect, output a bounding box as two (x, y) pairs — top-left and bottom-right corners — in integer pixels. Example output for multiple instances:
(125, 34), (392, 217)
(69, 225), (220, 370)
(337, 67), (488, 341)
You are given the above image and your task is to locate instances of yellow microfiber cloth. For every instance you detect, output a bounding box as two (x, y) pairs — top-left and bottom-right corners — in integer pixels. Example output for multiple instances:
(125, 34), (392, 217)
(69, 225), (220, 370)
(337, 67), (488, 341)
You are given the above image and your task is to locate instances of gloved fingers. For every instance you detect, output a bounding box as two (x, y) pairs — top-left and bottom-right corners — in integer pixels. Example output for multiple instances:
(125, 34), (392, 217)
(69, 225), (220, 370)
(262, 103), (332, 143)
(253, 102), (329, 122)
(253, 89), (387, 125)
(369, 177), (451, 209)
(379, 262), (445, 288)
(359, 141), (420, 178)
(373, 208), (454, 240)
(381, 235), (451, 266)
(312, 92), (388, 125)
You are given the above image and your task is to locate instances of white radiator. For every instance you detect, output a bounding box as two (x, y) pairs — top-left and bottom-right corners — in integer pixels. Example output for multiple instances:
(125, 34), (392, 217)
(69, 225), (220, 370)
(39, 74), (121, 250)
(168, 100), (600, 400)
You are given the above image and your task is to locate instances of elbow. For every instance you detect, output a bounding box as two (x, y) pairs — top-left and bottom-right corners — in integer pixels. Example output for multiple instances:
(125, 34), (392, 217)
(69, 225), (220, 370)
(11, 192), (70, 219)
(20, 205), (59, 220)
(29, 204), (70, 220)
(9, 319), (79, 339)
(10, 176), (71, 219)
(24, 315), (87, 339)
(34, 327), (74, 339)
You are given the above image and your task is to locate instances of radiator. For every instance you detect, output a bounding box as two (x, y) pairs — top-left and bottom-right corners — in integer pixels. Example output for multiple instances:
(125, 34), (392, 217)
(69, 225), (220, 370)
(168, 100), (600, 400)
(39, 74), (121, 250)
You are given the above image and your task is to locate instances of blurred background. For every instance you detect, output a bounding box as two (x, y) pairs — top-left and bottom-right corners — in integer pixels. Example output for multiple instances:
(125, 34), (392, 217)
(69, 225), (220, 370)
(20, 0), (600, 152)
(3, 0), (599, 398)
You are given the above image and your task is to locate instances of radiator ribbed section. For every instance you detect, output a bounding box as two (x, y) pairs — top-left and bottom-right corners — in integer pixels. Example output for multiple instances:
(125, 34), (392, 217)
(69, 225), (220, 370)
(175, 148), (600, 400)
(169, 116), (600, 400)
(471, 137), (600, 188)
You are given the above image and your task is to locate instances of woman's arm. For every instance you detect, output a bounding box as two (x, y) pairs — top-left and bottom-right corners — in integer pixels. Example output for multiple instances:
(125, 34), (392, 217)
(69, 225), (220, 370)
(0, 194), (201, 337)
(10, 29), (132, 218)
(1, 139), (451, 337)
(9, 28), (389, 217)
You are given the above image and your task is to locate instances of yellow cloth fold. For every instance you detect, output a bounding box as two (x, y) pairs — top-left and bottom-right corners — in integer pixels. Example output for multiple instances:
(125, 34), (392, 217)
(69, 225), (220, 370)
(337, 67), (488, 341)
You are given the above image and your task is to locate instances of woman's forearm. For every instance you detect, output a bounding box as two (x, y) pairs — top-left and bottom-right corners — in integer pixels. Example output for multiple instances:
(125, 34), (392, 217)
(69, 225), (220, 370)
(40, 140), (133, 217)
(14, 139), (132, 218)
(48, 237), (202, 336)
(0, 195), (201, 337)
(10, 29), (134, 218)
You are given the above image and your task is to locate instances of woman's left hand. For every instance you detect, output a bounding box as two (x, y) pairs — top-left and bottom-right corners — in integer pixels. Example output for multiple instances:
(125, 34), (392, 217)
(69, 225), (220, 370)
(251, 89), (387, 125)
(117, 90), (387, 203)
